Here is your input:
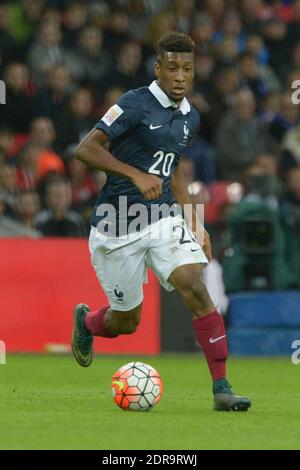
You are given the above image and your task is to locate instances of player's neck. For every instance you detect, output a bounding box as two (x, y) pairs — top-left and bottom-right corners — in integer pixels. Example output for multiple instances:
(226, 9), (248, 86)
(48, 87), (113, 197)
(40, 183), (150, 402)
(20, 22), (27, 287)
(155, 80), (182, 109)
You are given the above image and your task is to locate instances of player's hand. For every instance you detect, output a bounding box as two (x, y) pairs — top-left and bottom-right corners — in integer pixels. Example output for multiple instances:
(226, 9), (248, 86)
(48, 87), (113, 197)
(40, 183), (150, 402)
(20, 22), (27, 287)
(202, 229), (212, 262)
(190, 211), (212, 263)
(131, 172), (163, 200)
(193, 223), (212, 263)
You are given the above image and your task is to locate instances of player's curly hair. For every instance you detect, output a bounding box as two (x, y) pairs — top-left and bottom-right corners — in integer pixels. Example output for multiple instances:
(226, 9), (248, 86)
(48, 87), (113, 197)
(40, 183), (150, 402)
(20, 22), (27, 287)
(156, 33), (195, 60)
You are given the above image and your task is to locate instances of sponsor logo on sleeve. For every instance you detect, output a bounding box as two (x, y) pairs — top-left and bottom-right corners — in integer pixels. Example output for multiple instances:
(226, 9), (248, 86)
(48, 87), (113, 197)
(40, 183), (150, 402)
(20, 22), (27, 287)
(101, 104), (124, 126)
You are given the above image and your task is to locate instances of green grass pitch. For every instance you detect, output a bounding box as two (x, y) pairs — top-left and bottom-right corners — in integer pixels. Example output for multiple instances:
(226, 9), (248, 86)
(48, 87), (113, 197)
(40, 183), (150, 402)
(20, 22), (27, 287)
(0, 354), (299, 450)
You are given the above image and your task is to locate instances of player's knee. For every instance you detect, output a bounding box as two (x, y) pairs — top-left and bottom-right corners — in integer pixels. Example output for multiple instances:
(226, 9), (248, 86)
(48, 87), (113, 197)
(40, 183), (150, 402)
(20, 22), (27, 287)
(120, 325), (138, 335)
(118, 319), (140, 335)
(115, 308), (141, 335)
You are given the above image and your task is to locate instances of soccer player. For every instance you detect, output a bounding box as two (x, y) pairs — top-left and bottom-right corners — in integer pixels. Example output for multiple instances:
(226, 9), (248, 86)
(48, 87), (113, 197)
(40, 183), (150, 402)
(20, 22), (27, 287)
(72, 33), (251, 411)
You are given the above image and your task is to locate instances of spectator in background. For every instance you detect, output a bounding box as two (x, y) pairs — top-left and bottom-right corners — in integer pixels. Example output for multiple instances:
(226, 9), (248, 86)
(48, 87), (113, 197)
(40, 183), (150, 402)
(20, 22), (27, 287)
(287, 0), (300, 46)
(269, 92), (299, 144)
(127, 0), (152, 41)
(216, 89), (270, 181)
(61, 0), (87, 49)
(239, 49), (281, 97)
(0, 165), (18, 216)
(21, 116), (66, 194)
(193, 50), (215, 97)
(259, 91), (280, 124)
(34, 65), (73, 121)
(16, 189), (40, 229)
(144, 10), (174, 52)
(41, 4), (61, 26)
(16, 140), (65, 191)
(99, 40), (145, 95)
(203, 0), (224, 27)
(0, 128), (14, 161)
(289, 41), (300, 72)
(102, 5), (130, 56)
(238, 52), (267, 103)
(191, 13), (214, 54)
(282, 122), (300, 169)
(213, 9), (246, 54)
(215, 35), (239, 65)
(0, 1), (19, 69)
(7, 0), (45, 56)
(282, 166), (300, 207)
(75, 25), (112, 87)
(255, 153), (279, 177)
(244, 34), (269, 65)
(285, 67), (300, 90)
(141, 0), (170, 16)
(0, 63), (35, 133)
(262, 15), (290, 84)
(87, 1), (109, 31)
(0, 192), (41, 238)
(54, 87), (95, 153)
(27, 21), (81, 88)
(101, 86), (124, 112)
(29, 117), (57, 150)
(171, 0), (195, 34)
(143, 11), (174, 79)
(16, 142), (40, 191)
(35, 176), (86, 237)
(205, 64), (239, 140)
(239, 0), (265, 35)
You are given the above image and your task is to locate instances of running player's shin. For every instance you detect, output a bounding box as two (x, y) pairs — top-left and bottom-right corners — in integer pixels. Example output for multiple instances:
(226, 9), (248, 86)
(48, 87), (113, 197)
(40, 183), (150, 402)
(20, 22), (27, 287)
(193, 310), (228, 381)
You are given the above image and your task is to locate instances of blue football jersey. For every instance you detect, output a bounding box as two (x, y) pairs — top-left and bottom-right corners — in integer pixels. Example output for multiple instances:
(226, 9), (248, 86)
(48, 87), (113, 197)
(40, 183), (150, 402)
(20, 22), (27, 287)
(91, 80), (200, 231)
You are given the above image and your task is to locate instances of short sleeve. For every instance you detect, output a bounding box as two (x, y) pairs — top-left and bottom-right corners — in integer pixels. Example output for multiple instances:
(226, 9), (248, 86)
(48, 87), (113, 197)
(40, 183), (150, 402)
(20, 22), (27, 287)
(95, 90), (143, 140)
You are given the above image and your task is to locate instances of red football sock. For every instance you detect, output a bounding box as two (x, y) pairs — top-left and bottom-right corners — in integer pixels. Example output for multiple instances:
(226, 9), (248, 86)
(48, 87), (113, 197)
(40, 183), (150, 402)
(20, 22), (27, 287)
(84, 306), (118, 337)
(193, 310), (228, 381)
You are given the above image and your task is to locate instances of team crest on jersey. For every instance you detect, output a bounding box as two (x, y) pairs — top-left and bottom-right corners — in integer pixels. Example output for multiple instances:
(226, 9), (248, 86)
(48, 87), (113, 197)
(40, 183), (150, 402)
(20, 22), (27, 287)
(101, 104), (124, 126)
(180, 121), (190, 146)
(183, 123), (189, 137)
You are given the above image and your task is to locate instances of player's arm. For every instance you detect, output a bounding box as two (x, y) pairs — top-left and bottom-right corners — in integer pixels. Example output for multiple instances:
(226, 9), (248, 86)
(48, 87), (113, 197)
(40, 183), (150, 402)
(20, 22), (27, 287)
(170, 161), (212, 261)
(74, 128), (163, 201)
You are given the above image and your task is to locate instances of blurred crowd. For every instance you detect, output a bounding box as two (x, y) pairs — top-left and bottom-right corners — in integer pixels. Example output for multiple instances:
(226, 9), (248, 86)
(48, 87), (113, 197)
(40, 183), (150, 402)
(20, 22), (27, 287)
(0, 0), (300, 246)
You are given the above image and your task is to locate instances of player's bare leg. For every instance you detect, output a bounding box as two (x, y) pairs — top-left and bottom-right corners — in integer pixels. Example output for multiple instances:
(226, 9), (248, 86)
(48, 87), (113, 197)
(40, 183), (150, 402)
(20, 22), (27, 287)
(72, 303), (142, 367)
(104, 304), (142, 335)
(169, 263), (251, 411)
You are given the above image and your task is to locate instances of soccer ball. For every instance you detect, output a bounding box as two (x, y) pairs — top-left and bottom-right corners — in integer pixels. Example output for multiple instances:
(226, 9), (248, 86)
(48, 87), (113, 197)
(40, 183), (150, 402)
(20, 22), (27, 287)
(111, 362), (163, 411)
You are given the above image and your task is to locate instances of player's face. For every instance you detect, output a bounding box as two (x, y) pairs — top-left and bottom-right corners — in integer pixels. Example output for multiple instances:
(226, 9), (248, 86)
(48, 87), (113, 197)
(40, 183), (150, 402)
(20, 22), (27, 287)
(155, 52), (194, 103)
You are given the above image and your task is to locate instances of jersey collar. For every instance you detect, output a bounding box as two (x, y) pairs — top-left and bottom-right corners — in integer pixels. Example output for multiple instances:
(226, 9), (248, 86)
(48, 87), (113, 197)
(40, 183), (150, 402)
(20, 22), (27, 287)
(148, 80), (191, 115)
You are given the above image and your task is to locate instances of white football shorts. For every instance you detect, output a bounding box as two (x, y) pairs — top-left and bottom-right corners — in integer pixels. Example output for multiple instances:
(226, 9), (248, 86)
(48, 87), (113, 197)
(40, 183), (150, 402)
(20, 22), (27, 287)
(89, 215), (208, 311)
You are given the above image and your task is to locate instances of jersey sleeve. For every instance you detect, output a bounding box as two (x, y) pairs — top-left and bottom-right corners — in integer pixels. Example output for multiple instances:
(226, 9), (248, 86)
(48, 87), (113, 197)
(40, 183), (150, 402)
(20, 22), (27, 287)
(95, 90), (143, 140)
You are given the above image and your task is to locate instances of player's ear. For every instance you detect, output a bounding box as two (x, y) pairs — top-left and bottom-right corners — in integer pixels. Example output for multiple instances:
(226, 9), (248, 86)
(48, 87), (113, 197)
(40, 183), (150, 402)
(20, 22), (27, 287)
(154, 61), (160, 79)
